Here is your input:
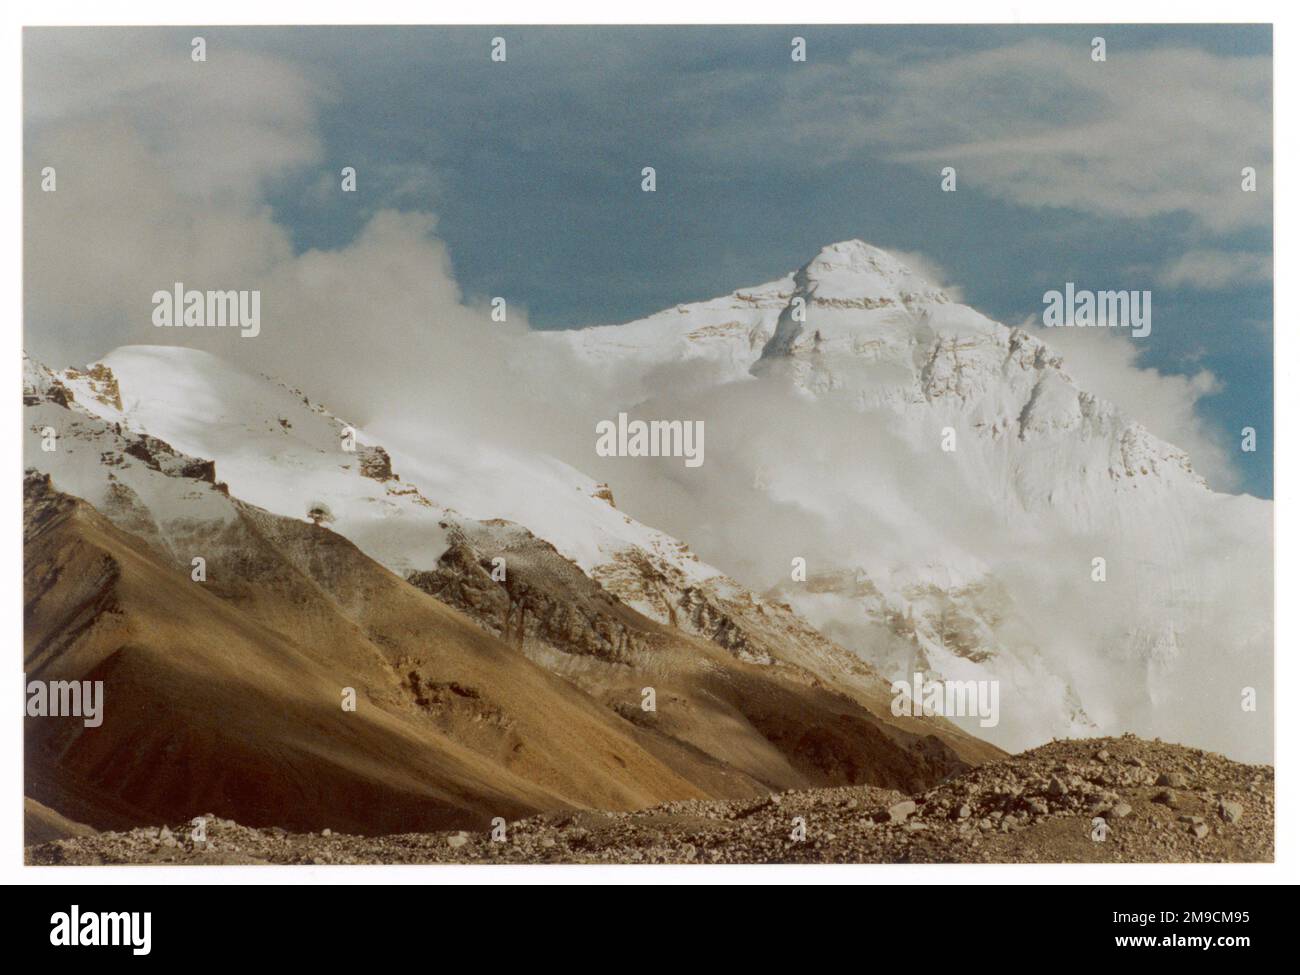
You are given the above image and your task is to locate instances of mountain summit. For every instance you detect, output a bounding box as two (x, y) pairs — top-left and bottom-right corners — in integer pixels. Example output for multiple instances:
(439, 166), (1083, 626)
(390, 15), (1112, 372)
(792, 239), (949, 304)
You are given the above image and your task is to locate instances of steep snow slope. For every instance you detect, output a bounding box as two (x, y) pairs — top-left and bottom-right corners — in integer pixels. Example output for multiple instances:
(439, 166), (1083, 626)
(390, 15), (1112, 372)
(555, 276), (787, 387)
(54, 346), (892, 690)
(54, 349), (455, 578)
(60, 346), (717, 592)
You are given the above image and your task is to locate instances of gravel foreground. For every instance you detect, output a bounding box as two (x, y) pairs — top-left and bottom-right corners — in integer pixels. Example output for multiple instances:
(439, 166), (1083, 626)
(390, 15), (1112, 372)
(27, 736), (1273, 865)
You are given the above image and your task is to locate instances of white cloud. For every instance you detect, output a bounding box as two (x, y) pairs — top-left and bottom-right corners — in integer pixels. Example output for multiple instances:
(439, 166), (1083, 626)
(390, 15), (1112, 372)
(892, 250), (964, 303)
(1157, 249), (1272, 290)
(22, 30), (540, 432)
(878, 43), (1271, 231)
(24, 31), (323, 367)
(26, 30), (326, 204)
(692, 40), (1270, 233)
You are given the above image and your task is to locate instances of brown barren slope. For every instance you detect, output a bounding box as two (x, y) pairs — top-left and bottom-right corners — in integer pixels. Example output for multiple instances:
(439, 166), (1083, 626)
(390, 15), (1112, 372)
(24, 477), (732, 835)
(413, 520), (1002, 796)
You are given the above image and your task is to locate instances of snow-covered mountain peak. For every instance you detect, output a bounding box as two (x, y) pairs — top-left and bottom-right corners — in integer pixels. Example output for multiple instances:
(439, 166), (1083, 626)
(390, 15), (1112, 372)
(796, 239), (949, 307)
(548, 240), (1210, 513)
(551, 240), (950, 385)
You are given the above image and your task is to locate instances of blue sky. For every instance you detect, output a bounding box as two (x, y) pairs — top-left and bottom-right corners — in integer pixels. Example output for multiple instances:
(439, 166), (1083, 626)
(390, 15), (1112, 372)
(27, 25), (1274, 496)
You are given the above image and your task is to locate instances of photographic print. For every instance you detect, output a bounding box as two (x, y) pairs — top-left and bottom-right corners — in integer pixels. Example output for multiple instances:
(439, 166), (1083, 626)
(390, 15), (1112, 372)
(21, 22), (1273, 868)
